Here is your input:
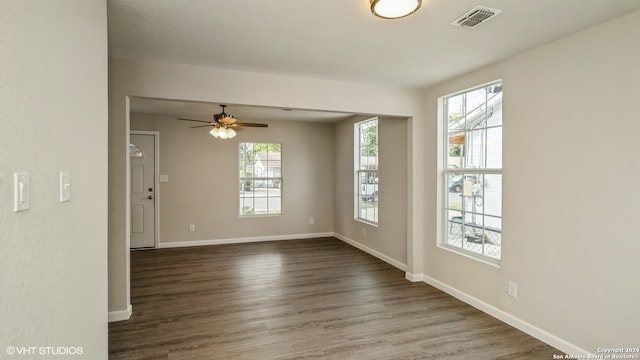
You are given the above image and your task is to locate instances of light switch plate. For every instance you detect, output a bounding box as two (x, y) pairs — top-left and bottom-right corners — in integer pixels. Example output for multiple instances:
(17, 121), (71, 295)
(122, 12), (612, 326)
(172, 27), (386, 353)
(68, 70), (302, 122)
(60, 171), (71, 202)
(14, 172), (30, 212)
(159, 175), (168, 182)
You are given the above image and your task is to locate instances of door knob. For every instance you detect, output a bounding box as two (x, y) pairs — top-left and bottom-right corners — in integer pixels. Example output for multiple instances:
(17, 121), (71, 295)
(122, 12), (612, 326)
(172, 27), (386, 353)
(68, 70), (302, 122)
(148, 195), (154, 200)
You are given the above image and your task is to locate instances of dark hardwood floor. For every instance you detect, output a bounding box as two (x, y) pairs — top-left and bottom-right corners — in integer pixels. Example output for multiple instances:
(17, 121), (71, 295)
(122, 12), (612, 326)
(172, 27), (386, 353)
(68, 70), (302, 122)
(109, 237), (561, 359)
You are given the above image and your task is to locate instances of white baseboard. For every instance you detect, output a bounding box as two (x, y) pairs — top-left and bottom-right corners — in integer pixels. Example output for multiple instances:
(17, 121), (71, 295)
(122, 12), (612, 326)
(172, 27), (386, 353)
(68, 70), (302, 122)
(333, 233), (407, 272)
(108, 303), (132, 322)
(158, 232), (334, 248)
(405, 272), (424, 282)
(420, 274), (590, 357)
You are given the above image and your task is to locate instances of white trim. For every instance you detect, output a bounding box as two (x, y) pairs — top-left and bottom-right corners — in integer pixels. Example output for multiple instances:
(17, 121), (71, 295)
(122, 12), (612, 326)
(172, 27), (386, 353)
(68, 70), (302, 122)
(158, 232), (334, 248)
(333, 233), (406, 272)
(420, 274), (591, 357)
(405, 272), (424, 282)
(108, 304), (132, 322)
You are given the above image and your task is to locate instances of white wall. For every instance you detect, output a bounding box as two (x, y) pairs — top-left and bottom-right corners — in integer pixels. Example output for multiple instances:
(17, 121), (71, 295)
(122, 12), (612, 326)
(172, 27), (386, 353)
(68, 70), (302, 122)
(333, 116), (408, 267)
(423, 9), (640, 354)
(0, 0), (108, 358)
(109, 58), (424, 315)
(131, 113), (335, 244)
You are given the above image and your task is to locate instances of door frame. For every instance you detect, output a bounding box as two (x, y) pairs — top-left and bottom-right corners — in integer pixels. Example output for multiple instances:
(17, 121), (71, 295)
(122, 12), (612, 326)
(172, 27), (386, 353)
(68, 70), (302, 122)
(130, 130), (160, 249)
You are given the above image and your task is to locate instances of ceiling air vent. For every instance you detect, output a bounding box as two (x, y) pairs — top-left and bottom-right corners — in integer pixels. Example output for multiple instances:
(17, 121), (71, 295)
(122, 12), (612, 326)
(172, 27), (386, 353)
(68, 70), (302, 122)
(451, 6), (502, 28)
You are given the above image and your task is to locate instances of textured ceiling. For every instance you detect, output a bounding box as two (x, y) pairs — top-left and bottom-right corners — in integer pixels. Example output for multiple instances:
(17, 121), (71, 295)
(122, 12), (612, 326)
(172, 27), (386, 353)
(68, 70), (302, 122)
(110, 0), (640, 120)
(108, 0), (640, 88)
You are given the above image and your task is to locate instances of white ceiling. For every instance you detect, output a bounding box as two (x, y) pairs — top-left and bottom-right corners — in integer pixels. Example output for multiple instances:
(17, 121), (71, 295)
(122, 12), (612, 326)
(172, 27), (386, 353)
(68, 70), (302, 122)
(109, 0), (640, 119)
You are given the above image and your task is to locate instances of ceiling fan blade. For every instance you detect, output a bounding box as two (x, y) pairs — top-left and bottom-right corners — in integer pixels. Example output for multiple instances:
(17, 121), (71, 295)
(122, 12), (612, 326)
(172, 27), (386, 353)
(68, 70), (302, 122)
(177, 117), (212, 124)
(233, 122), (268, 128)
(190, 125), (213, 129)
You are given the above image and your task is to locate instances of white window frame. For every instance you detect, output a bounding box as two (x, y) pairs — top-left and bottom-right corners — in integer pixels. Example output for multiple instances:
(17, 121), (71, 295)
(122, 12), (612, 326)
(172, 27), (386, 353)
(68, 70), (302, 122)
(239, 143), (282, 217)
(439, 80), (503, 264)
(354, 117), (379, 225)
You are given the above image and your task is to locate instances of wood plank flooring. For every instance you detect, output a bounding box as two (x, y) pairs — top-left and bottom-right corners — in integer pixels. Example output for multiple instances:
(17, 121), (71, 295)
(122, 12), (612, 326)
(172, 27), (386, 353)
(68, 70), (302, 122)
(109, 237), (562, 359)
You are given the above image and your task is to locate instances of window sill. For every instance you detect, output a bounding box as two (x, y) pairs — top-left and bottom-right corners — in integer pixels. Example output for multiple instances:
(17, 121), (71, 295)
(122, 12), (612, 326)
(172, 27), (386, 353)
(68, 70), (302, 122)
(355, 218), (378, 227)
(239, 214), (282, 219)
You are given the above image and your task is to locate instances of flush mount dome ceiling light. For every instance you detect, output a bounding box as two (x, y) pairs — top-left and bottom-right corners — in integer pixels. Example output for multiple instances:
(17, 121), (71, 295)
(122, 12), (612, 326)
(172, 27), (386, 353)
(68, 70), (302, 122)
(370, 0), (421, 19)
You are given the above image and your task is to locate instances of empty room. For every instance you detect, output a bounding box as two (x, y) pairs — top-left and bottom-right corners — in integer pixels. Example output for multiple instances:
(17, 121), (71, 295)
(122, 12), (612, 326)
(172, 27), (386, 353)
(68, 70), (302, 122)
(2, 1), (639, 359)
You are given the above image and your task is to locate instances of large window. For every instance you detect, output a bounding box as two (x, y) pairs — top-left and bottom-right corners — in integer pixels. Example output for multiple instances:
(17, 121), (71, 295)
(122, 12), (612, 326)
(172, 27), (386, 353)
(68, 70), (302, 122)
(356, 118), (378, 224)
(442, 81), (502, 261)
(239, 143), (282, 216)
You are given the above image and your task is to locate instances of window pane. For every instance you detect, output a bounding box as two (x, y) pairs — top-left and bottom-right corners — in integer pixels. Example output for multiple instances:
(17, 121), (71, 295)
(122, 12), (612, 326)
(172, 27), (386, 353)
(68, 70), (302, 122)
(447, 133), (464, 169)
(253, 194), (267, 214)
(447, 94), (465, 133)
(129, 143), (145, 158)
(485, 216), (502, 260)
(357, 170), (378, 223)
(462, 175), (484, 215)
(446, 173), (464, 200)
(486, 84), (503, 127)
(465, 87), (487, 130)
(267, 196), (281, 215)
(484, 174), (502, 218)
(465, 128), (486, 169)
(486, 127), (502, 168)
(446, 209), (463, 247)
(240, 197), (254, 215)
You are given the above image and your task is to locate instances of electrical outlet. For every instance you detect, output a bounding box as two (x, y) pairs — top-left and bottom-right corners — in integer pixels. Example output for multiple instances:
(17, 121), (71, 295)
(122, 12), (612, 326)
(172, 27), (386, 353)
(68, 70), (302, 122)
(309, 217), (314, 225)
(508, 281), (518, 298)
(189, 224), (195, 232)
(362, 227), (367, 236)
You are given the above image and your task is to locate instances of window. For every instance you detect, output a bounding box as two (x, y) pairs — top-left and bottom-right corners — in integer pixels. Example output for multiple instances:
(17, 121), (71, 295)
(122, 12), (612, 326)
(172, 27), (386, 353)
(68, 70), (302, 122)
(355, 118), (378, 224)
(129, 143), (144, 158)
(442, 81), (502, 261)
(239, 143), (282, 216)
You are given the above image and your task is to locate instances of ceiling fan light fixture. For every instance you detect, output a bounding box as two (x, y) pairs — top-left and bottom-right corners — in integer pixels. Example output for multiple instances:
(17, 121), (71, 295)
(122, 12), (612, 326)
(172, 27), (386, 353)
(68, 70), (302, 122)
(178, 104), (267, 140)
(220, 115), (236, 124)
(370, 0), (421, 19)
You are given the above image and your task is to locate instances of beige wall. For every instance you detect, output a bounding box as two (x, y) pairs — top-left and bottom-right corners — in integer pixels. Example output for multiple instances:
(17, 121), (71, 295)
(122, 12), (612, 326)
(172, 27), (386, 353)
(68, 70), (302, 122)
(131, 111), (408, 263)
(423, 9), (640, 353)
(0, 0), (108, 358)
(109, 58), (424, 314)
(131, 113), (334, 243)
(333, 116), (408, 266)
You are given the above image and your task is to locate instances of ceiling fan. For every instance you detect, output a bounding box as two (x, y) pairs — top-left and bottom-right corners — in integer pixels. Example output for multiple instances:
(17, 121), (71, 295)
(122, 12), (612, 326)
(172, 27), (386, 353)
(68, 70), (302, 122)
(177, 105), (268, 139)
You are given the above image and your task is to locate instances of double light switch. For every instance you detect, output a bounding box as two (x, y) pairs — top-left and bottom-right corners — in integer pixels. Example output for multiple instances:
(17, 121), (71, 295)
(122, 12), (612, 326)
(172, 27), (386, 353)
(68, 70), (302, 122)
(12, 171), (71, 212)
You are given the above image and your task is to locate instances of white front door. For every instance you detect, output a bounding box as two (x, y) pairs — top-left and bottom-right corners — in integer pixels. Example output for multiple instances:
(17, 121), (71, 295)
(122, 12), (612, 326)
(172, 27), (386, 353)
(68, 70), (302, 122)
(130, 133), (156, 248)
